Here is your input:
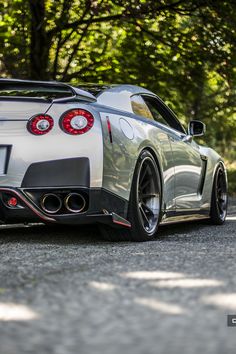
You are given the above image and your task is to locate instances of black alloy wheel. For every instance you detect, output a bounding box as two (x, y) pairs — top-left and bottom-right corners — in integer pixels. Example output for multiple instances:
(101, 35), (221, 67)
(136, 153), (160, 235)
(100, 150), (162, 242)
(210, 164), (228, 225)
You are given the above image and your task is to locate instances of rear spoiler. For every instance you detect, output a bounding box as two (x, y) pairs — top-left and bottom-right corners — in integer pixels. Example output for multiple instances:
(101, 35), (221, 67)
(0, 78), (97, 103)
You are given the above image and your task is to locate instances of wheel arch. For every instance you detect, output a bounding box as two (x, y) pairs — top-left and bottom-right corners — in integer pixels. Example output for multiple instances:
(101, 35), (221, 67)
(130, 146), (165, 214)
(210, 160), (228, 208)
(142, 147), (164, 190)
(209, 160), (228, 223)
(214, 160), (227, 173)
(212, 160), (228, 187)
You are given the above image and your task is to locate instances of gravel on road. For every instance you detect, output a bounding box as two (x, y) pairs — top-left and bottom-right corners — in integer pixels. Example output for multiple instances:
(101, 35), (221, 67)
(0, 199), (236, 354)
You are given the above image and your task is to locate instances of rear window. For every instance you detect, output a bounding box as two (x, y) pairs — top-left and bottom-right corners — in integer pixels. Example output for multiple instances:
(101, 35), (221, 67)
(0, 82), (74, 100)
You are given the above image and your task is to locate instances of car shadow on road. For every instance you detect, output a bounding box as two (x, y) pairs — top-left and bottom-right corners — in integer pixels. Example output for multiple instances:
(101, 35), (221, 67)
(0, 218), (225, 245)
(0, 198), (235, 245)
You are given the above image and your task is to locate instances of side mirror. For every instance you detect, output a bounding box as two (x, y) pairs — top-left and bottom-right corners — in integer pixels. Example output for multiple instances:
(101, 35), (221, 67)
(188, 120), (206, 137)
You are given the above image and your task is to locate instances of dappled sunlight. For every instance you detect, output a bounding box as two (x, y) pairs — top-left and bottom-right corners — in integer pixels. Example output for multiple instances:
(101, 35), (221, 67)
(150, 278), (223, 288)
(121, 271), (185, 280)
(89, 281), (117, 291)
(135, 297), (186, 315)
(0, 303), (39, 321)
(121, 271), (223, 289)
(226, 216), (236, 221)
(202, 293), (236, 310)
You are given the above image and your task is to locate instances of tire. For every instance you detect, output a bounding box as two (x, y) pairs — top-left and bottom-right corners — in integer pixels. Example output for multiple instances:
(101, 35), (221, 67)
(100, 150), (162, 242)
(210, 164), (228, 225)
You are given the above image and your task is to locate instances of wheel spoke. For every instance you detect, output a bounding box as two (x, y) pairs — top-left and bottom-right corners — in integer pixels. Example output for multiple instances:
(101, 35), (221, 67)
(218, 202), (223, 214)
(139, 163), (149, 185)
(140, 178), (150, 191)
(141, 193), (158, 199)
(139, 204), (150, 227)
(141, 202), (154, 216)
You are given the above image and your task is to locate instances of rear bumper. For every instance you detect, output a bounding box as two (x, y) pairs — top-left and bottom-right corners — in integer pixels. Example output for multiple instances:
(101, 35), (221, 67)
(21, 157), (90, 188)
(0, 187), (130, 228)
(0, 102), (104, 190)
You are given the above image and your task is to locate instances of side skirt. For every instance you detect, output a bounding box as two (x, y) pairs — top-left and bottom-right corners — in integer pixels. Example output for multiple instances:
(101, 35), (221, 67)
(160, 209), (210, 225)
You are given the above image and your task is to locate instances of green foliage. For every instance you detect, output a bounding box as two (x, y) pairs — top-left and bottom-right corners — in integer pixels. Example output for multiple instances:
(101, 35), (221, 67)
(227, 168), (236, 196)
(1, 0), (236, 182)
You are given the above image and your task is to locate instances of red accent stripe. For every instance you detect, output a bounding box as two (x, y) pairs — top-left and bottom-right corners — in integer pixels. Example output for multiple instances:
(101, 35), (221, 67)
(106, 116), (113, 143)
(0, 188), (55, 222)
(113, 219), (131, 228)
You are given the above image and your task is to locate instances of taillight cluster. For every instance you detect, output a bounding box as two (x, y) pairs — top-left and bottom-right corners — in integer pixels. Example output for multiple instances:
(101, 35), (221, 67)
(27, 114), (54, 135)
(60, 109), (94, 135)
(27, 109), (94, 136)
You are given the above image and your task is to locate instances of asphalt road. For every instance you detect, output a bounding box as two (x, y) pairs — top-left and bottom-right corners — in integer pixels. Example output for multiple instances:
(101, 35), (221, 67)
(0, 199), (236, 354)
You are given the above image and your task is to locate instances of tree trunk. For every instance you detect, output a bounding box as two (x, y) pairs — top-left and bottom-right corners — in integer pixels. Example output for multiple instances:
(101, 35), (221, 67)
(29, 0), (51, 80)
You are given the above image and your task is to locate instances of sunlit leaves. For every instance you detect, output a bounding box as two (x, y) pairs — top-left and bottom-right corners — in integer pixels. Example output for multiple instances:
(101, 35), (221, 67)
(1, 0), (236, 159)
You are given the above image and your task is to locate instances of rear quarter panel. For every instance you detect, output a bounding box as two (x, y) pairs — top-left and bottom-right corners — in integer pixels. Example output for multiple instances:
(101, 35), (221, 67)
(97, 107), (175, 210)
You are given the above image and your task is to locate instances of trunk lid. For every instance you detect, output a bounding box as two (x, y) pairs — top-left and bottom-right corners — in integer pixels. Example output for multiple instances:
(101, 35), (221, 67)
(0, 79), (96, 120)
(0, 101), (52, 120)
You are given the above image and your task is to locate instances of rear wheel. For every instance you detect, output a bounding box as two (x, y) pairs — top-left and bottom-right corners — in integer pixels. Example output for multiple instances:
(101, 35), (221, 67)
(100, 150), (162, 241)
(210, 164), (228, 225)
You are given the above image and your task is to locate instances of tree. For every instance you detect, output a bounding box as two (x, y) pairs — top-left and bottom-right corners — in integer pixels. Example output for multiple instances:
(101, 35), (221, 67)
(1, 0), (236, 159)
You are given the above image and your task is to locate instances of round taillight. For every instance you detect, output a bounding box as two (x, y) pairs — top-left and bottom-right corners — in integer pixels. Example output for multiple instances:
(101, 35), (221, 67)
(60, 109), (94, 135)
(27, 114), (54, 135)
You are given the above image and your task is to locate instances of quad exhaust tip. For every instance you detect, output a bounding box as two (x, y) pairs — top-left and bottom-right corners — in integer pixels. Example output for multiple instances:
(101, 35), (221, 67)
(64, 193), (86, 213)
(40, 192), (86, 214)
(40, 193), (62, 214)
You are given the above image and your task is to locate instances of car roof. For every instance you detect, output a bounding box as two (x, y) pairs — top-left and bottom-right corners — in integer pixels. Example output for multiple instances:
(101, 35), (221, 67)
(79, 83), (185, 134)
(77, 84), (156, 113)
(77, 83), (154, 97)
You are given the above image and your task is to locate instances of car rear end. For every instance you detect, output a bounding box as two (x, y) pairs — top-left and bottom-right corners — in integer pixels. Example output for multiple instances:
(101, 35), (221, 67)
(0, 79), (123, 226)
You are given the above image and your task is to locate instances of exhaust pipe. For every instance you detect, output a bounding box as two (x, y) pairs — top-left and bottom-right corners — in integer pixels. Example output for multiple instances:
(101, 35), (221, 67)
(40, 193), (62, 214)
(64, 193), (86, 213)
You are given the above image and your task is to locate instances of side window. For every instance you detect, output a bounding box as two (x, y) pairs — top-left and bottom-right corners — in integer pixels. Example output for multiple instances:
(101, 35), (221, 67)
(131, 93), (186, 134)
(143, 96), (170, 127)
(131, 95), (153, 120)
(131, 94), (170, 128)
(142, 95), (185, 133)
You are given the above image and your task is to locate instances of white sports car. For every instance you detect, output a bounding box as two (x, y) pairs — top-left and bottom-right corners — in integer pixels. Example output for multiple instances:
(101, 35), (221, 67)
(0, 79), (227, 241)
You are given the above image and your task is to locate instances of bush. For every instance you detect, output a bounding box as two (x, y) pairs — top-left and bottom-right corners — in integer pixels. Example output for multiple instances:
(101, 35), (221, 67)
(228, 168), (236, 196)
